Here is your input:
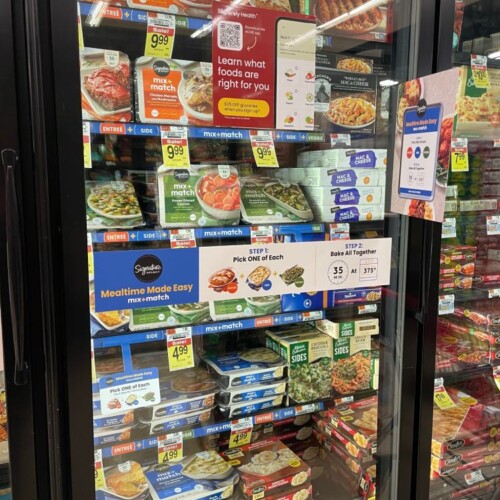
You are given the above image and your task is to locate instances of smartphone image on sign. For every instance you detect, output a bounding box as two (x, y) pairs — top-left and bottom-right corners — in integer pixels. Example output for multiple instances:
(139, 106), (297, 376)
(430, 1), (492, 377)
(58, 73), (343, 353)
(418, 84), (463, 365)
(398, 103), (443, 201)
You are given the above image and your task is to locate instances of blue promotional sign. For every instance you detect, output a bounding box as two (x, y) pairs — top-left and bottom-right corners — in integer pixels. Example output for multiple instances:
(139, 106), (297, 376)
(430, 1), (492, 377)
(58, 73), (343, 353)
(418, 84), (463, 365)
(93, 248), (199, 311)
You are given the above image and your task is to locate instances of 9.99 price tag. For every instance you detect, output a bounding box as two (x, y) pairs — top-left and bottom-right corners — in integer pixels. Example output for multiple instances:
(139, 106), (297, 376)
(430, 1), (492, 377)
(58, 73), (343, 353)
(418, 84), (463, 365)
(167, 328), (194, 371)
(158, 432), (183, 463)
(94, 450), (106, 489)
(434, 378), (455, 410)
(229, 417), (253, 449)
(145, 13), (175, 58)
(161, 126), (190, 169)
(451, 137), (469, 172)
(250, 131), (279, 168)
(471, 54), (490, 89)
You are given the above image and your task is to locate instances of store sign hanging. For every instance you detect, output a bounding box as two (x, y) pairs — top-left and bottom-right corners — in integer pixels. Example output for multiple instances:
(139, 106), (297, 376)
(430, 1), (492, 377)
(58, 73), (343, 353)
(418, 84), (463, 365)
(212, 3), (315, 130)
(93, 239), (391, 311)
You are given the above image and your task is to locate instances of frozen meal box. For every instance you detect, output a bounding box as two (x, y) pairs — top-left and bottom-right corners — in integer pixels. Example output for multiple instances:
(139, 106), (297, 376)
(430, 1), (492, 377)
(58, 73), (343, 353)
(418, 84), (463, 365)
(312, 204), (384, 223)
(275, 168), (384, 188)
(209, 296), (281, 321)
(217, 379), (287, 405)
(280, 292), (323, 312)
(454, 299), (500, 328)
(93, 408), (135, 430)
(96, 461), (149, 499)
(203, 348), (286, 388)
(85, 181), (144, 230)
(144, 450), (238, 500)
(80, 48), (132, 122)
(265, 324), (316, 354)
(218, 394), (285, 418)
(135, 58), (213, 125)
(89, 288), (130, 332)
(332, 335), (372, 395)
(240, 177), (313, 224)
(297, 149), (387, 169)
(157, 166), (240, 228)
(129, 302), (210, 331)
(303, 186), (383, 206)
(328, 396), (378, 454)
(279, 331), (333, 403)
(315, 318), (379, 339)
(221, 439), (311, 498)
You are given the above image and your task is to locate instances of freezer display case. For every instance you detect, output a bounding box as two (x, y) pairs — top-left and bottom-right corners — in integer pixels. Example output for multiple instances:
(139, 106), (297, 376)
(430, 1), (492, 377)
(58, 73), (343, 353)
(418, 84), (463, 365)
(425, 1), (500, 499)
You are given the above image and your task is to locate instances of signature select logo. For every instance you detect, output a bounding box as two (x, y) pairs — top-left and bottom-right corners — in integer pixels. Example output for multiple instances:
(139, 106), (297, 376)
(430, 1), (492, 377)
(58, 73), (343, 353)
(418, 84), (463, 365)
(134, 255), (163, 283)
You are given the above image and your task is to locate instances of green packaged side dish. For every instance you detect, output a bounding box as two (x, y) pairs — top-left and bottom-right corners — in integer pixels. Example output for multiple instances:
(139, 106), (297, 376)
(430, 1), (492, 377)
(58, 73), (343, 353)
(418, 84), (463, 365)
(209, 296), (281, 321)
(129, 303), (210, 331)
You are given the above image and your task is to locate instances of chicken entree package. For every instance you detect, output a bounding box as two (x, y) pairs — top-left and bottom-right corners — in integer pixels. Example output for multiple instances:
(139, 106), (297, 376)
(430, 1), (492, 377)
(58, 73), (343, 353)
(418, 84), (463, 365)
(221, 439), (311, 498)
(80, 48), (132, 122)
(135, 58), (213, 125)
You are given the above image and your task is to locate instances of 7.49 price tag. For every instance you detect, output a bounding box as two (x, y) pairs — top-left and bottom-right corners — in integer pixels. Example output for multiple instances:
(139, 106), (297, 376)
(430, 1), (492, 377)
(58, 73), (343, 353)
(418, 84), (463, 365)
(229, 417), (253, 449)
(451, 137), (469, 172)
(471, 54), (490, 89)
(434, 378), (455, 410)
(158, 432), (183, 463)
(145, 13), (175, 58)
(167, 327), (194, 371)
(250, 131), (279, 168)
(161, 126), (190, 169)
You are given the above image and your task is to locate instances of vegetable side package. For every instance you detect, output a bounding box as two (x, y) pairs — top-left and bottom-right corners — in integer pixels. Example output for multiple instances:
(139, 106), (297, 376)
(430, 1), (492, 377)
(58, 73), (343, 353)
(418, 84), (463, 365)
(144, 450), (239, 500)
(86, 181), (144, 230)
(297, 149), (387, 169)
(315, 317), (379, 339)
(80, 48), (132, 122)
(240, 176), (313, 224)
(158, 166), (240, 228)
(135, 58), (213, 125)
(220, 439), (311, 499)
(203, 348), (286, 388)
(209, 296), (281, 321)
(129, 303), (210, 331)
(279, 331), (333, 403)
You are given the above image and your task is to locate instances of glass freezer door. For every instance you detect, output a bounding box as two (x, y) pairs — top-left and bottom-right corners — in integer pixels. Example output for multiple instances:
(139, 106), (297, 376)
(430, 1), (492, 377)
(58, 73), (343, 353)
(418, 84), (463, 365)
(66, 0), (425, 498)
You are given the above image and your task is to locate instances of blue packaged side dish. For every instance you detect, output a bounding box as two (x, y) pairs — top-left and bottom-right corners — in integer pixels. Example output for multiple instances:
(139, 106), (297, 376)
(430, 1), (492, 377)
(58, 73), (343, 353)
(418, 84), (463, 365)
(217, 379), (288, 405)
(219, 394), (285, 418)
(203, 348), (287, 388)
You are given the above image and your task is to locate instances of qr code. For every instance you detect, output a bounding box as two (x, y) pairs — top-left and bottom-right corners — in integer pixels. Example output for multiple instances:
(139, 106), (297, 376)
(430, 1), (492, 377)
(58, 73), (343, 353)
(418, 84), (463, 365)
(218, 21), (243, 51)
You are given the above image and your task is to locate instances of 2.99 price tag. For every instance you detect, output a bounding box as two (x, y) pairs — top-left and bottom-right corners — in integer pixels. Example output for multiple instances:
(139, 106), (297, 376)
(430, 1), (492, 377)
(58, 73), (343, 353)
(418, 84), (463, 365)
(471, 54), (490, 89)
(434, 378), (455, 410)
(158, 432), (183, 463)
(167, 328), (194, 371)
(250, 131), (279, 168)
(94, 450), (106, 489)
(145, 13), (175, 58)
(229, 417), (253, 449)
(451, 138), (469, 172)
(161, 126), (190, 169)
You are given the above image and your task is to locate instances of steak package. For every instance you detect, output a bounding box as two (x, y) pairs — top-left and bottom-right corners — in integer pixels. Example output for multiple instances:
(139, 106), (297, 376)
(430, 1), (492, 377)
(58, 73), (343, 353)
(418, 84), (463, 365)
(80, 48), (132, 122)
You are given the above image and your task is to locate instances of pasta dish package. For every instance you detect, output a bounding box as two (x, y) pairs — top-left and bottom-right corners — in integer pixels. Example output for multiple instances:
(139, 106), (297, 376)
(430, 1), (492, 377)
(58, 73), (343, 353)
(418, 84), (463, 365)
(297, 148), (387, 169)
(80, 48), (132, 122)
(314, 62), (378, 135)
(135, 58), (213, 125)
(157, 165), (240, 228)
(332, 335), (372, 395)
(306, 0), (393, 43)
(278, 330), (333, 403)
(455, 66), (500, 139)
(220, 439), (311, 499)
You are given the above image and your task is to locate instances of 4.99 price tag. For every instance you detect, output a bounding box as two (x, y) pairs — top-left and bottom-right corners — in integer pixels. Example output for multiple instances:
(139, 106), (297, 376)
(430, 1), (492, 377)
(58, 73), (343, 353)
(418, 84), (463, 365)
(145, 13), (175, 58)
(250, 131), (279, 168)
(167, 327), (194, 371)
(471, 54), (490, 89)
(229, 417), (253, 449)
(158, 432), (183, 463)
(451, 137), (469, 172)
(161, 126), (190, 169)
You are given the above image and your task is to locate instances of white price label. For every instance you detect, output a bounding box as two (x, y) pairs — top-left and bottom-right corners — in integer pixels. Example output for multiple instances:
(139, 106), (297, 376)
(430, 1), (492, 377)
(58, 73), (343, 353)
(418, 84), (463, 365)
(488, 288), (500, 299)
(251, 226), (274, 245)
(494, 139), (500, 148)
(465, 470), (485, 486)
(330, 134), (351, 146)
(446, 185), (458, 199)
(358, 304), (377, 315)
(442, 218), (457, 239)
(82, 121), (92, 169)
(302, 311), (323, 321)
(487, 216), (500, 236)
(170, 229), (196, 249)
(438, 295), (454, 315)
(296, 404), (316, 415)
(158, 432), (183, 463)
(330, 223), (350, 240)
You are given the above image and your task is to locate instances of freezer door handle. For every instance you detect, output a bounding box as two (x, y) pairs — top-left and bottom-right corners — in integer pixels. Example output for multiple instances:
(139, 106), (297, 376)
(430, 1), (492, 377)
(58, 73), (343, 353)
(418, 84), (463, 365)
(2, 149), (28, 385)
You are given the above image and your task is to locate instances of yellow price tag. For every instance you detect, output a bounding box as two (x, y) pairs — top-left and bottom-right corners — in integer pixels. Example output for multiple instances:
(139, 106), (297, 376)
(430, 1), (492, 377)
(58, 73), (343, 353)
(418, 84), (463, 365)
(94, 450), (106, 489)
(229, 417), (253, 449)
(471, 55), (490, 88)
(158, 432), (183, 463)
(82, 121), (92, 169)
(450, 138), (468, 172)
(434, 379), (455, 410)
(161, 126), (190, 169)
(145, 13), (175, 58)
(87, 233), (94, 280)
(167, 328), (194, 371)
(250, 131), (279, 168)
(77, 4), (84, 49)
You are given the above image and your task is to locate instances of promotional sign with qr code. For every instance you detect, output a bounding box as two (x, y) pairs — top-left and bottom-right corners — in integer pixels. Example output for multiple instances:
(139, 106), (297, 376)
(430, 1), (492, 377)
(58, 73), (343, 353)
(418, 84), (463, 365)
(212, 3), (315, 130)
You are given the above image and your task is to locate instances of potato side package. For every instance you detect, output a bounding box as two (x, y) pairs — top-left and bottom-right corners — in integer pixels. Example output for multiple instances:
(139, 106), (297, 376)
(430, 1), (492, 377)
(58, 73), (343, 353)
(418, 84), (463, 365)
(220, 439), (311, 499)
(279, 331), (333, 403)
